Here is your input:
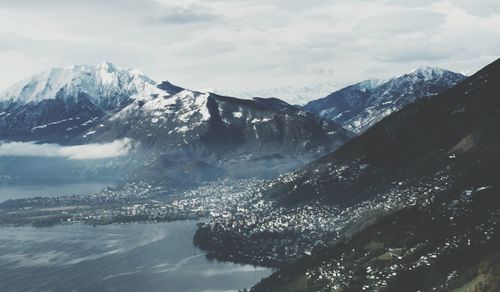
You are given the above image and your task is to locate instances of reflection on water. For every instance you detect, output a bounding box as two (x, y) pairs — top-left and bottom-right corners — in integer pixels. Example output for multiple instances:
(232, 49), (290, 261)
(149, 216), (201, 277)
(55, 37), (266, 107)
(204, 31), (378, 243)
(0, 221), (272, 292)
(0, 182), (113, 202)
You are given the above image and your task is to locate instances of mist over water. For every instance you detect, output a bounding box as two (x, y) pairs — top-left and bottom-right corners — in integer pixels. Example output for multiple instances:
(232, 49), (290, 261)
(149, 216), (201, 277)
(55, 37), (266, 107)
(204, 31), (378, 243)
(0, 139), (132, 160)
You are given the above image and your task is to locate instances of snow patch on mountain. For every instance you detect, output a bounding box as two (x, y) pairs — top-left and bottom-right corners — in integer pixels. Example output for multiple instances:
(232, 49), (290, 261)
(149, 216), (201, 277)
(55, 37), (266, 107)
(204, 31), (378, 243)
(409, 66), (450, 80)
(31, 118), (75, 132)
(110, 86), (212, 133)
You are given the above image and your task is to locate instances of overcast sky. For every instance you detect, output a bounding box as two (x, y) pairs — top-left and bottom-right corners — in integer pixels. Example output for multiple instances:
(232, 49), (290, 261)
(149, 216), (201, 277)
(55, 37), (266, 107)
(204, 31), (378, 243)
(0, 0), (499, 92)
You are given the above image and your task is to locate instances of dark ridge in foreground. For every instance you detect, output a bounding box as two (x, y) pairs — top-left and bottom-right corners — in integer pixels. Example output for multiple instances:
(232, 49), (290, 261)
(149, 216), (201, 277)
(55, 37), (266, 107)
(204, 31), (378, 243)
(250, 58), (500, 291)
(252, 159), (500, 291)
(192, 58), (500, 291)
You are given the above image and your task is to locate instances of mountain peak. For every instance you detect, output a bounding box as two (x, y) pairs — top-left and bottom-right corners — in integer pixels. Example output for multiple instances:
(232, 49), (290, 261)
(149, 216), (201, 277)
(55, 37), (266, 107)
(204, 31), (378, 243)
(98, 61), (115, 68)
(408, 66), (455, 79)
(0, 62), (156, 108)
(357, 78), (386, 90)
(96, 61), (120, 74)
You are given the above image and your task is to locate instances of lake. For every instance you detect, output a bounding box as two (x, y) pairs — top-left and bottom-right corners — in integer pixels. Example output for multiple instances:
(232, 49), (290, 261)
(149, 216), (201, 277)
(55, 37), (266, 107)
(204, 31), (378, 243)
(0, 220), (273, 292)
(0, 182), (113, 202)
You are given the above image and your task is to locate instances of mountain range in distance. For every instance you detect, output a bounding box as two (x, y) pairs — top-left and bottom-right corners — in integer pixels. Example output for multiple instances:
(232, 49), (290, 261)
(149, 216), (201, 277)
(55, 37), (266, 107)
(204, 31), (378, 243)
(0, 62), (465, 186)
(212, 82), (340, 106)
(0, 62), (463, 187)
(215, 67), (465, 134)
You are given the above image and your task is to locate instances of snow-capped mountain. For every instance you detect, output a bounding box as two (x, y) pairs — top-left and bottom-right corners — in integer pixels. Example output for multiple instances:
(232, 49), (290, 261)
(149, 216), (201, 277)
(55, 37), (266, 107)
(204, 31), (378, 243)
(0, 62), (158, 142)
(212, 83), (339, 106)
(0, 63), (352, 181)
(0, 62), (155, 109)
(83, 85), (352, 178)
(303, 67), (466, 133)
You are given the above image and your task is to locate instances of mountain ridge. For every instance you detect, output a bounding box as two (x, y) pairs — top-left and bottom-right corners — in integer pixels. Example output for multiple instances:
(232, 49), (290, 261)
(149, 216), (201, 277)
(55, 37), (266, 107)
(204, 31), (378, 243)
(0, 63), (352, 183)
(303, 66), (466, 133)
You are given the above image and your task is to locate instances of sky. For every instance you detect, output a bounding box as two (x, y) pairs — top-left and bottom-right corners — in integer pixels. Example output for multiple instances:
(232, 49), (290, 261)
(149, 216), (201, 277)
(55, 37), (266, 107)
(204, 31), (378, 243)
(0, 0), (499, 93)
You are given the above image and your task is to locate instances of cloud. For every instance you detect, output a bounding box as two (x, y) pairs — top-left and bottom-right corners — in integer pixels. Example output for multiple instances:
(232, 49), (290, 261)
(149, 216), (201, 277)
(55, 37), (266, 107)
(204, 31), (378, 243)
(453, 0), (500, 17)
(354, 10), (446, 36)
(386, 0), (441, 8)
(387, 0), (500, 17)
(0, 0), (498, 99)
(173, 39), (238, 57)
(377, 47), (451, 63)
(372, 37), (454, 62)
(0, 138), (132, 160)
(143, 4), (218, 25)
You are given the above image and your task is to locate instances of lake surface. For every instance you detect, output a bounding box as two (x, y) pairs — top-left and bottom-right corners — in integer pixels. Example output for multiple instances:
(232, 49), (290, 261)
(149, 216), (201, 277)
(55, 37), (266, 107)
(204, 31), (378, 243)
(0, 221), (273, 292)
(0, 182), (113, 202)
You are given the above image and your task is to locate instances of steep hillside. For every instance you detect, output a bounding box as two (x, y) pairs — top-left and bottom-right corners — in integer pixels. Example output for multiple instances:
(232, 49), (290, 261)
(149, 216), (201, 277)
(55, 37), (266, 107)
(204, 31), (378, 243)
(250, 59), (500, 290)
(266, 61), (496, 206)
(193, 58), (500, 290)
